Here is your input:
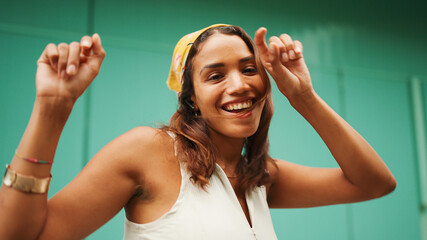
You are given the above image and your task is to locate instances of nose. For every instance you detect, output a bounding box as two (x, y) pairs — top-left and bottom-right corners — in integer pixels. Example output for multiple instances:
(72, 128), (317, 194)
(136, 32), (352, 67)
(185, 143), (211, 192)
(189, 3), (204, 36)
(226, 71), (250, 95)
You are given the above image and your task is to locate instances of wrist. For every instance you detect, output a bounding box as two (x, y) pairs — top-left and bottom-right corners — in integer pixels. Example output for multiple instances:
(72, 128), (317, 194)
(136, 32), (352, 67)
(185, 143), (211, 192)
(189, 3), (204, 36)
(288, 88), (319, 110)
(34, 96), (74, 123)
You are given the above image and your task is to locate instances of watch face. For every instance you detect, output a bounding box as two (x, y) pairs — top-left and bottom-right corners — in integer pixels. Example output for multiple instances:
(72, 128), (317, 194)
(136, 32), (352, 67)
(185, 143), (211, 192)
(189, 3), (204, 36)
(3, 172), (12, 186)
(3, 165), (15, 187)
(3, 176), (12, 186)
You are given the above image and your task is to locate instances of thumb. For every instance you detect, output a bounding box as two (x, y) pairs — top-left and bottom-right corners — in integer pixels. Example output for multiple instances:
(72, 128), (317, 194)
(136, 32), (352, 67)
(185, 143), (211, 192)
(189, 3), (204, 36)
(254, 27), (269, 59)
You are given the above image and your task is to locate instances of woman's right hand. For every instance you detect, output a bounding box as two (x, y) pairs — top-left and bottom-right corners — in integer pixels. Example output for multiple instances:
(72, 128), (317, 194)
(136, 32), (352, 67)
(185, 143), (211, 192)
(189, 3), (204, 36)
(35, 33), (106, 105)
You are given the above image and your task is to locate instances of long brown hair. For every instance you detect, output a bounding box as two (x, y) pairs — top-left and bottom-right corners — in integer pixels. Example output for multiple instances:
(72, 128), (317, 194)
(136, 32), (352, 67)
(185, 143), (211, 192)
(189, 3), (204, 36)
(164, 25), (275, 195)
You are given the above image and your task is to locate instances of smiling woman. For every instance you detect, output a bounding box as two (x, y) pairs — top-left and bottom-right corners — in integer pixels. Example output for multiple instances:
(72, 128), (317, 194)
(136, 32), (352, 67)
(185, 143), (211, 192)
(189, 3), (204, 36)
(166, 26), (277, 205)
(0, 24), (396, 240)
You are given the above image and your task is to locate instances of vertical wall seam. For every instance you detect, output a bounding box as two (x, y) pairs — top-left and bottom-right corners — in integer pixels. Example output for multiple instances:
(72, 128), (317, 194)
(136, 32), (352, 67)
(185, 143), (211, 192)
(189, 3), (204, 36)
(410, 77), (427, 209)
(409, 76), (427, 240)
(337, 68), (354, 240)
(82, 0), (95, 168)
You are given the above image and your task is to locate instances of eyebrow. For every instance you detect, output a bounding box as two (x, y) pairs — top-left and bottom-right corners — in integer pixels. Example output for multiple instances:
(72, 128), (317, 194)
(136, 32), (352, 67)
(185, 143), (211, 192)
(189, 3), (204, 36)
(199, 63), (224, 75)
(199, 55), (255, 75)
(239, 56), (255, 63)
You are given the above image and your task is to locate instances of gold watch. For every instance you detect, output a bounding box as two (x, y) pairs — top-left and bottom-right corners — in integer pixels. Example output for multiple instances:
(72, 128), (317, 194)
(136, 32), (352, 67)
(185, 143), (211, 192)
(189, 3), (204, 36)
(3, 165), (51, 194)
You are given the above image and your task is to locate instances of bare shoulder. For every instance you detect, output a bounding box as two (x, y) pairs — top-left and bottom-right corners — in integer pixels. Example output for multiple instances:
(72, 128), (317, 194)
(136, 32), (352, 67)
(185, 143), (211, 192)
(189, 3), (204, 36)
(266, 158), (279, 179)
(96, 126), (175, 172)
(111, 126), (171, 149)
(115, 126), (173, 152)
(125, 126), (175, 159)
(74, 126), (177, 192)
(265, 158), (279, 194)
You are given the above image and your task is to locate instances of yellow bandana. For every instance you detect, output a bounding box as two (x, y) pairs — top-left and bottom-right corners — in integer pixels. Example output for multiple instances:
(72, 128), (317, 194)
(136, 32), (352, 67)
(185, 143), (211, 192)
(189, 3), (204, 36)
(166, 24), (230, 92)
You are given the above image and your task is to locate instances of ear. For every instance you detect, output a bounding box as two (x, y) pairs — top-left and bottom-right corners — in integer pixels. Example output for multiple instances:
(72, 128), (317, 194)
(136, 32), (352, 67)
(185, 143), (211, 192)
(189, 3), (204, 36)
(190, 95), (198, 111)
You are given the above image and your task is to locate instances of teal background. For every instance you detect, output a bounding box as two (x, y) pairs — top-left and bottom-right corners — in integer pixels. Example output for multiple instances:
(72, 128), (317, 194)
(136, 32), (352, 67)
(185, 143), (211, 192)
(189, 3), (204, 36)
(1, 0), (426, 239)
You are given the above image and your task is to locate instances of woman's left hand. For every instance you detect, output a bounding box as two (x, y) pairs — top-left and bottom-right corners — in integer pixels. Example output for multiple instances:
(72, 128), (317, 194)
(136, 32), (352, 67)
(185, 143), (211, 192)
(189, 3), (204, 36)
(254, 27), (313, 101)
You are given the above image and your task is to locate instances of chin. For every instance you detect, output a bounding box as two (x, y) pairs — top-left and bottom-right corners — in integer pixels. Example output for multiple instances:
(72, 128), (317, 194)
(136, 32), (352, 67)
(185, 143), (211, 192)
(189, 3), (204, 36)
(205, 110), (263, 139)
(219, 124), (260, 139)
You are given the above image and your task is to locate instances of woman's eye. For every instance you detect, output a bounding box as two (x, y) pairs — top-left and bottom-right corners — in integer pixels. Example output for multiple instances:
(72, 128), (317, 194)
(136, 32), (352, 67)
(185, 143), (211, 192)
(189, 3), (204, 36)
(243, 67), (258, 74)
(208, 74), (223, 81)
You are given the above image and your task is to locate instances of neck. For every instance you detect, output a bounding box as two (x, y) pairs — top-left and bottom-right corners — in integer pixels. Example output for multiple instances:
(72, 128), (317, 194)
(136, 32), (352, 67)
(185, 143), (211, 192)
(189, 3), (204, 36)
(209, 129), (245, 175)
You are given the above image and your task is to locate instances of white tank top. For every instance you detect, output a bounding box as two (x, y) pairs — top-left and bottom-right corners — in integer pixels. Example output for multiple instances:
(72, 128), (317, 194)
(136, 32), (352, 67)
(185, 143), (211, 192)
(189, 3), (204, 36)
(123, 134), (277, 240)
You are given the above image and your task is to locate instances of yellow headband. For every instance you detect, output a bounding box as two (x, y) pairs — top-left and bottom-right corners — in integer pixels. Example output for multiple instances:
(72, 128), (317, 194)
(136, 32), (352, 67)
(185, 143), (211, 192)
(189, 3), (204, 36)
(166, 24), (230, 92)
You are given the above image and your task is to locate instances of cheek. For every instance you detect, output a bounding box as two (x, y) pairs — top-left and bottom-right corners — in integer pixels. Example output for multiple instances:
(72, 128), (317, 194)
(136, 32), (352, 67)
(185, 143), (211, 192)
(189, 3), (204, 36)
(256, 77), (267, 94)
(194, 85), (222, 112)
(198, 97), (220, 115)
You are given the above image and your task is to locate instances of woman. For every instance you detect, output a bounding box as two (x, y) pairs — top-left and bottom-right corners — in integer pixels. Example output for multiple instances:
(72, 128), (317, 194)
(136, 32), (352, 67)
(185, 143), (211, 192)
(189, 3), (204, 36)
(0, 24), (396, 239)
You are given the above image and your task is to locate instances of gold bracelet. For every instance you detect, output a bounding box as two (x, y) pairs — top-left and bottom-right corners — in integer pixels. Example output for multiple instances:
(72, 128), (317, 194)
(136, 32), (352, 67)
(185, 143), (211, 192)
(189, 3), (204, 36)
(2, 165), (51, 194)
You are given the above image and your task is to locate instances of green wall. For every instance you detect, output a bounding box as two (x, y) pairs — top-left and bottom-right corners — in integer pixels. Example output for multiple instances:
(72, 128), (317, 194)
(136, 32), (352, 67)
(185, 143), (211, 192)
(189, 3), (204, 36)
(1, 0), (426, 239)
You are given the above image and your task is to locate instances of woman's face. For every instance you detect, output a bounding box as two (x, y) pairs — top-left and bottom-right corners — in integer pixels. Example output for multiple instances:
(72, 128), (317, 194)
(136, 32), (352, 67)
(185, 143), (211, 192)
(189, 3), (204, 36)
(191, 33), (266, 139)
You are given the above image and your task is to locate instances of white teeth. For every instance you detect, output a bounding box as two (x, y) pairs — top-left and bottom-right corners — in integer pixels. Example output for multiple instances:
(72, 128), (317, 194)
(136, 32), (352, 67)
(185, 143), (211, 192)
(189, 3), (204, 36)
(224, 100), (253, 111)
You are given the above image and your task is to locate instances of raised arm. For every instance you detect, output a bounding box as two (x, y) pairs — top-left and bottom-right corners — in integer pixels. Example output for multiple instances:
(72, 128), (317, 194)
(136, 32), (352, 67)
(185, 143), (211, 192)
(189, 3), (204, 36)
(0, 34), (106, 239)
(254, 28), (396, 208)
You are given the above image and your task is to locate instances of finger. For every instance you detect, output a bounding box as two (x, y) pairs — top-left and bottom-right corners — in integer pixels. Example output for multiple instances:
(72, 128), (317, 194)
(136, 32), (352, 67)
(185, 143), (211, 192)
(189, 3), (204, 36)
(87, 33), (106, 70)
(57, 43), (69, 78)
(269, 36), (288, 64)
(67, 42), (81, 75)
(269, 36), (286, 53)
(279, 34), (294, 52)
(79, 54), (89, 63)
(91, 33), (106, 57)
(254, 27), (269, 57)
(268, 42), (281, 66)
(281, 51), (289, 63)
(293, 40), (304, 59)
(279, 34), (297, 60)
(45, 43), (59, 71)
(80, 35), (92, 56)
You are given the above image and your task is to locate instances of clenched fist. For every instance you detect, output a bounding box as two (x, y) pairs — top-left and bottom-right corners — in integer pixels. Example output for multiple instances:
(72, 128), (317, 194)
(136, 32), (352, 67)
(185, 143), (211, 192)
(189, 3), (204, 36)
(36, 33), (106, 104)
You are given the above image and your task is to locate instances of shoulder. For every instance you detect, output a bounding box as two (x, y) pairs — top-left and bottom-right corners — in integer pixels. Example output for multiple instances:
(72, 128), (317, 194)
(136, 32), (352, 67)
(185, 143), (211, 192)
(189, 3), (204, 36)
(127, 127), (176, 163)
(91, 126), (176, 178)
(266, 158), (279, 178)
(265, 158), (302, 199)
(116, 126), (170, 144)
(265, 157), (308, 189)
(106, 126), (173, 154)
(265, 158), (279, 193)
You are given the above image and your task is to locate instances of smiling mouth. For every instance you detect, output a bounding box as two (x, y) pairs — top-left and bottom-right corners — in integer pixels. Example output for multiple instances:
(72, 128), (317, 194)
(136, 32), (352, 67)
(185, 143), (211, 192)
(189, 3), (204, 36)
(222, 100), (253, 113)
